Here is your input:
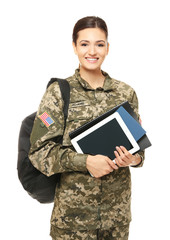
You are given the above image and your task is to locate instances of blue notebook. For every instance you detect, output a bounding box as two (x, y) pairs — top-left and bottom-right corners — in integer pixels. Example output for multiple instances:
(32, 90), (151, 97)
(116, 106), (146, 141)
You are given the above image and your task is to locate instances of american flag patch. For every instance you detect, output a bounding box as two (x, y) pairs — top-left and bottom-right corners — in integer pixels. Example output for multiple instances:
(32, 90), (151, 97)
(39, 112), (54, 127)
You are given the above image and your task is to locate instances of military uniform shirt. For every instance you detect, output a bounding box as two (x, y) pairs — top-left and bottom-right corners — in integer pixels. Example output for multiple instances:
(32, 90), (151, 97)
(29, 69), (145, 235)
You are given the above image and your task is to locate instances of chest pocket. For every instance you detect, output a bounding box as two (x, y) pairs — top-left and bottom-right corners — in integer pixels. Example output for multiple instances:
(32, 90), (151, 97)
(62, 101), (93, 146)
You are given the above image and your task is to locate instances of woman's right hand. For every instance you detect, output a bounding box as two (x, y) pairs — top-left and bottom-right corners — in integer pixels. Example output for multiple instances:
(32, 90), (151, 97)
(86, 155), (118, 178)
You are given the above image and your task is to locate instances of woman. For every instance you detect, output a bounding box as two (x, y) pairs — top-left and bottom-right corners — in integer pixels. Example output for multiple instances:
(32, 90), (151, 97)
(29, 16), (145, 240)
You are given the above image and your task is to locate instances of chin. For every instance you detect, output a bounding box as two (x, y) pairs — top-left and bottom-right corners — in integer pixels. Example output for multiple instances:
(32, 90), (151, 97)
(81, 63), (101, 72)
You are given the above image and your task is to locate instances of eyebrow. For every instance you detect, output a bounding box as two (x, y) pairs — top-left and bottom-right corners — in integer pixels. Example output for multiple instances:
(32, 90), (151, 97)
(80, 40), (106, 43)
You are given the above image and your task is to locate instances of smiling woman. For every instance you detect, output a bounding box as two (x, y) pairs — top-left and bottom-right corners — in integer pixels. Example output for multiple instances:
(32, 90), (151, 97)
(28, 16), (145, 240)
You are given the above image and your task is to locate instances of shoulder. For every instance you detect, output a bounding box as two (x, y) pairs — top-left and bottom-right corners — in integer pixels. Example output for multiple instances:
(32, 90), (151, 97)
(47, 80), (61, 94)
(46, 79), (69, 102)
(110, 77), (139, 113)
(113, 78), (135, 94)
(47, 75), (75, 90)
(66, 75), (77, 86)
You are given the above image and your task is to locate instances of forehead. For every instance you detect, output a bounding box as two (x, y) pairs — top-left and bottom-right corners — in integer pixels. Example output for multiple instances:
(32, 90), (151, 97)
(77, 28), (107, 42)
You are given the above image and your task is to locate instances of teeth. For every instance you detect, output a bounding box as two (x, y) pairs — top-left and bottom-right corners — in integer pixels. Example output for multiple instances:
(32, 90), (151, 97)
(86, 58), (98, 60)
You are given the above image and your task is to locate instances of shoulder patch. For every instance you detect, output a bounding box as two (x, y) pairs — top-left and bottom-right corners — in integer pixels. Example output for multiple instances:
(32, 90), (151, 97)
(39, 112), (54, 127)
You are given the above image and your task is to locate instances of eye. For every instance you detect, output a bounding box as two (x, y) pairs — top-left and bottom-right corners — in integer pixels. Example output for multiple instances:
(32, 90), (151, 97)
(97, 44), (105, 47)
(81, 43), (88, 47)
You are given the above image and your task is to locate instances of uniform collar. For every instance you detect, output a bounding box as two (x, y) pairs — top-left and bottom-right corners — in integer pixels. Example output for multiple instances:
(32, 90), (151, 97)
(74, 68), (117, 91)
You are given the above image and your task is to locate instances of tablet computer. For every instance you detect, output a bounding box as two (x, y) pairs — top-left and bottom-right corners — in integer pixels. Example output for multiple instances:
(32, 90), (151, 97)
(70, 111), (140, 160)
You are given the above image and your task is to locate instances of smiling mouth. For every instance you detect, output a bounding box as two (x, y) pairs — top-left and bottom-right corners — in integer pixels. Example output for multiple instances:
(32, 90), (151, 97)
(85, 57), (99, 63)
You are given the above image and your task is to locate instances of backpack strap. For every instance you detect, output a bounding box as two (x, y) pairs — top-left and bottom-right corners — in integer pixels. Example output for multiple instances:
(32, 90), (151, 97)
(47, 78), (70, 130)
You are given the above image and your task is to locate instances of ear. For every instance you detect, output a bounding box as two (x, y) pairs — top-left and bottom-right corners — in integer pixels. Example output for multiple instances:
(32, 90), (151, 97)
(72, 42), (78, 55)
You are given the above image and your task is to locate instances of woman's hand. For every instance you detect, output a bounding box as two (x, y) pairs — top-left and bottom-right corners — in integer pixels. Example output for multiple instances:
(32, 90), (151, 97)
(114, 146), (141, 167)
(86, 154), (118, 178)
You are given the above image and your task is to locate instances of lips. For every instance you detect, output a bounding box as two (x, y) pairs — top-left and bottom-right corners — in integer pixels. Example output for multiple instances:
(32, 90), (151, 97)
(85, 57), (99, 63)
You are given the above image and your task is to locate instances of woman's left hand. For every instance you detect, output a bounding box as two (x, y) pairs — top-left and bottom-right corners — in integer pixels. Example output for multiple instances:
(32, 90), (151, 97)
(114, 146), (141, 167)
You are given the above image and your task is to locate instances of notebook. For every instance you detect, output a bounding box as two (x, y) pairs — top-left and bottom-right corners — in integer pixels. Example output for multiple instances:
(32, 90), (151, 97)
(116, 106), (146, 141)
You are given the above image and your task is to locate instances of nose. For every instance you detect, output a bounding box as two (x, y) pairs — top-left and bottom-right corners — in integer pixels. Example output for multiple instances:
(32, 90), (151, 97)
(88, 45), (96, 55)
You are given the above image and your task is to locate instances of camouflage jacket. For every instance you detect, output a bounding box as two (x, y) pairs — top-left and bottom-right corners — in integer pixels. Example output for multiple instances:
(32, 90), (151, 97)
(29, 69), (145, 233)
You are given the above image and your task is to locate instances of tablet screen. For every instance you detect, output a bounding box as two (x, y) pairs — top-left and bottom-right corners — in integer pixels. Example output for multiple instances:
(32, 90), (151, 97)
(77, 118), (133, 159)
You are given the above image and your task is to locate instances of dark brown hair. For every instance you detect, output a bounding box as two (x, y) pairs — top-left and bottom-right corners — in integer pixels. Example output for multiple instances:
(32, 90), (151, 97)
(72, 16), (108, 45)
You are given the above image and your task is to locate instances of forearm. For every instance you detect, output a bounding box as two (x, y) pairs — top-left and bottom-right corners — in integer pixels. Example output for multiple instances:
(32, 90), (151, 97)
(29, 142), (88, 176)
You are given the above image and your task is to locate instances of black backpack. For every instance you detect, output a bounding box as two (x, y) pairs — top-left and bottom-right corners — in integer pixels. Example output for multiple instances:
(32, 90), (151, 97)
(17, 78), (70, 203)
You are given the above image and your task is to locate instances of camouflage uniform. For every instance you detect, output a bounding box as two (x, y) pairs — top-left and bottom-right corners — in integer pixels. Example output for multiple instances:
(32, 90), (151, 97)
(29, 69), (144, 239)
(51, 224), (129, 239)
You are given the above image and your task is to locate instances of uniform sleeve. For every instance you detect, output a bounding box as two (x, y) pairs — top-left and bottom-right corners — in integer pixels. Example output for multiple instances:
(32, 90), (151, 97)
(29, 82), (88, 177)
(128, 89), (145, 168)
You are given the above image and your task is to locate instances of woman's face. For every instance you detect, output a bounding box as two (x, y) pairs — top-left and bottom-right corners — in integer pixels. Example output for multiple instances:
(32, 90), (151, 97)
(73, 28), (109, 71)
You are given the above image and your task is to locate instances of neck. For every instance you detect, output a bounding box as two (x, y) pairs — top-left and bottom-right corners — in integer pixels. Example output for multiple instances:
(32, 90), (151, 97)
(79, 66), (105, 89)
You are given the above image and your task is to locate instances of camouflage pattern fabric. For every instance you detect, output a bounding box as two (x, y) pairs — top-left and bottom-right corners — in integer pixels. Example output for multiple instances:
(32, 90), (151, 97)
(51, 224), (129, 240)
(29, 69), (145, 236)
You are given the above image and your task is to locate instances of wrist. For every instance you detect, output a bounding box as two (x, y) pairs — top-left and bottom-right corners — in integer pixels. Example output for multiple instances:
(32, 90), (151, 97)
(130, 153), (142, 167)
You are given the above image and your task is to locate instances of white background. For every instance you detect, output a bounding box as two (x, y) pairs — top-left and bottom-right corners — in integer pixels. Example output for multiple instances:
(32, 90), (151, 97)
(0, 0), (170, 239)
